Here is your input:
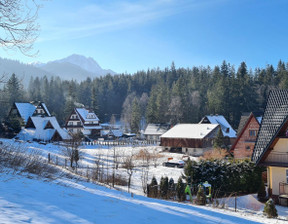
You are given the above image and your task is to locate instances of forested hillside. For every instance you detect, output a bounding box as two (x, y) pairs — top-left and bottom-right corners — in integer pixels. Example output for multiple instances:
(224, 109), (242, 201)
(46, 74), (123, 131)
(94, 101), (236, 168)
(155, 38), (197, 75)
(1, 60), (287, 131)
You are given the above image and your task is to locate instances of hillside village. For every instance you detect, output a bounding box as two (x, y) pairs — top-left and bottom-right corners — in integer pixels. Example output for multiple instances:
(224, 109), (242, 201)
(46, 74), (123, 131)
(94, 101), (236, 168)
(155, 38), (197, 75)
(1, 88), (288, 223)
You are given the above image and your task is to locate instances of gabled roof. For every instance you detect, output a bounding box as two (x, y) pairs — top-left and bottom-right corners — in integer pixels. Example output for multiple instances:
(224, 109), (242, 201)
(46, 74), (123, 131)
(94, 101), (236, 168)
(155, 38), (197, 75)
(17, 116), (71, 141)
(199, 115), (236, 138)
(14, 103), (36, 123)
(75, 108), (99, 122)
(37, 102), (51, 117)
(252, 90), (288, 164)
(161, 124), (219, 139)
(230, 112), (261, 152)
(144, 123), (170, 136)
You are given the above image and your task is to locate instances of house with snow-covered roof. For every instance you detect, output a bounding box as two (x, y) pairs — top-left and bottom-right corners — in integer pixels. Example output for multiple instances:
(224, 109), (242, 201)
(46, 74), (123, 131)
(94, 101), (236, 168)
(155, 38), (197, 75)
(144, 123), (170, 141)
(65, 108), (102, 138)
(230, 112), (262, 159)
(252, 90), (288, 206)
(8, 102), (51, 126)
(160, 123), (220, 156)
(199, 115), (236, 146)
(16, 116), (71, 142)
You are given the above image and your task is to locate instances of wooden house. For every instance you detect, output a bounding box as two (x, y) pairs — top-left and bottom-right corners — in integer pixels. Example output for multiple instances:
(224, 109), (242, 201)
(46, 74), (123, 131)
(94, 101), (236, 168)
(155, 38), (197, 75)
(8, 102), (51, 126)
(17, 116), (70, 142)
(144, 123), (170, 141)
(199, 115), (236, 146)
(252, 90), (288, 206)
(160, 123), (220, 156)
(65, 108), (102, 138)
(230, 112), (262, 159)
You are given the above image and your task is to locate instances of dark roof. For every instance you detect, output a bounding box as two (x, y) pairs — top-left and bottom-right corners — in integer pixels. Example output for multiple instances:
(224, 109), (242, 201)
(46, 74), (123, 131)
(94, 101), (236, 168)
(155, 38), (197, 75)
(237, 111), (262, 134)
(252, 90), (288, 164)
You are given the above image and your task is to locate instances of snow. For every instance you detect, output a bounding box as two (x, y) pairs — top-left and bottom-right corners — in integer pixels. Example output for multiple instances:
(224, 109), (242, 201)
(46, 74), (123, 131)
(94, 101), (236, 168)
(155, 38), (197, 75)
(41, 102), (51, 117)
(144, 123), (170, 135)
(161, 124), (219, 139)
(17, 117), (70, 141)
(0, 138), (287, 223)
(0, 170), (278, 224)
(201, 115), (237, 138)
(15, 103), (36, 123)
(76, 108), (99, 122)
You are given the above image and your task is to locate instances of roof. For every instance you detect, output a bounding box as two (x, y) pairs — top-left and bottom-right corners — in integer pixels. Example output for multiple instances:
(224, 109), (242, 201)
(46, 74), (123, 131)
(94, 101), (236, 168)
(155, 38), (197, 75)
(160, 124), (219, 139)
(252, 90), (288, 164)
(144, 123), (170, 136)
(237, 111), (262, 134)
(39, 102), (51, 116)
(75, 108), (99, 122)
(15, 103), (36, 123)
(230, 112), (261, 152)
(17, 116), (71, 141)
(199, 115), (236, 138)
(101, 129), (123, 137)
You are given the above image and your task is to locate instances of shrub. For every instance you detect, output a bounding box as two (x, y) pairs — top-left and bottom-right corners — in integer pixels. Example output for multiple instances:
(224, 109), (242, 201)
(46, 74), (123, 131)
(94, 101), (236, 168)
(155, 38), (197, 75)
(263, 199), (278, 218)
(176, 177), (186, 202)
(148, 176), (158, 198)
(160, 176), (168, 199)
(257, 179), (267, 202)
(196, 184), (206, 205)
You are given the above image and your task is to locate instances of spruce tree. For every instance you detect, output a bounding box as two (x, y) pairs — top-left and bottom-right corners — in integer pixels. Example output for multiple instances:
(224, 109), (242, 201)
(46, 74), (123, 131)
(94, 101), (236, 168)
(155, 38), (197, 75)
(263, 199), (278, 218)
(176, 177), (186, 202)
(160, 176), (169, 199)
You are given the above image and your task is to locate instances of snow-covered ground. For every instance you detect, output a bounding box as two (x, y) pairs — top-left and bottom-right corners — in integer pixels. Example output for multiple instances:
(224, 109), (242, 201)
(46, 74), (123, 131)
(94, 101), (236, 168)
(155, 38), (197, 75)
(0, 138), (287, 223)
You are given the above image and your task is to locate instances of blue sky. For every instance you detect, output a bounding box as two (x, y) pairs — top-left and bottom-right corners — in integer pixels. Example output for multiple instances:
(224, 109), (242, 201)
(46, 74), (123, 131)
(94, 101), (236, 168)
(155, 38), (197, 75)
(1, 0), (288, 74)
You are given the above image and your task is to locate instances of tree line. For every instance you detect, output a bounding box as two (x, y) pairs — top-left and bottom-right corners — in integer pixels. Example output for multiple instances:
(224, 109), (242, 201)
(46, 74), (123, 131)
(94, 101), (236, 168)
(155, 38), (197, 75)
(1, 60), (288, 131)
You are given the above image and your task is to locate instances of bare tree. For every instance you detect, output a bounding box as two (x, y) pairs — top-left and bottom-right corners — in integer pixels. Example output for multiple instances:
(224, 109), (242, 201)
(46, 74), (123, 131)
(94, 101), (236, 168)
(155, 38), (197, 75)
(62, 133), (82, 169)
(123, 153), (135, 192)
(0, 0), (41, 55)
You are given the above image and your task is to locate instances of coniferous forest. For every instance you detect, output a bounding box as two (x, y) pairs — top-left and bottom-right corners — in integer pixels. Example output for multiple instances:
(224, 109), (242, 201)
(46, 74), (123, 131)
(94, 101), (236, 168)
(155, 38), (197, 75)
(1, 60), (287, 132)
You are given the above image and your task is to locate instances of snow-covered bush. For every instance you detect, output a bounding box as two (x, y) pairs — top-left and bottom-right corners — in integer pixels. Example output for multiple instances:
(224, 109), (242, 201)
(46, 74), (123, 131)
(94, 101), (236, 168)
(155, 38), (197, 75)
(263, 198), (278, 218)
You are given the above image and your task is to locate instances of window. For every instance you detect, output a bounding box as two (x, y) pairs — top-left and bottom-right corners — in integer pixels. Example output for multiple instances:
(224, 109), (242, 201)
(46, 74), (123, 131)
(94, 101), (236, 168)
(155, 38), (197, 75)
(246, 146), (251, 151)
(249, 130), (257, 137)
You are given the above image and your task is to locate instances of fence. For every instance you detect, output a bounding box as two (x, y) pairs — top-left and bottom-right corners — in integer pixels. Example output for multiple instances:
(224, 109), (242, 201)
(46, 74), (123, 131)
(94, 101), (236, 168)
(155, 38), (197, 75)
(82, 140), (159, 147)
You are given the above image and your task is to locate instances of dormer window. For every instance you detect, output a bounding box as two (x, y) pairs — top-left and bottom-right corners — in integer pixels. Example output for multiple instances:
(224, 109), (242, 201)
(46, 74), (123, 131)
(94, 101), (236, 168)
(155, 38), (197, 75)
(87, 113), (96, 119)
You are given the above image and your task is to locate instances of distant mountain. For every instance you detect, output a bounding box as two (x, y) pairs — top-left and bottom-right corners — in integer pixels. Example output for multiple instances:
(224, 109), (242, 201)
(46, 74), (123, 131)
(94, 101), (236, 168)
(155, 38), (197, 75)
(38, 54), (116, 80)
(0, 57), (53, 87)
(0, 55), (116, 86)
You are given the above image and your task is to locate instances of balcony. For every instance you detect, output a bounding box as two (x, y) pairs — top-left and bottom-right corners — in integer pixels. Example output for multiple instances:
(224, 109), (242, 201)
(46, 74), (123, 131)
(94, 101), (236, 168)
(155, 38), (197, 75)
(279, 182), (288, 206)
(261, 152), (288, 167)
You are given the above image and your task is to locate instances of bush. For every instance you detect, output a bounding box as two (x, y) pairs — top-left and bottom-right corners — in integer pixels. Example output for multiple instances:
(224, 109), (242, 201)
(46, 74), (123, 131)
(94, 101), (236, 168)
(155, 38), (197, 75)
(160, 176), (168, 199)
(257, 179), (267, 202)
(263, 199), (278, 218)
(148, 176), (158, 198)
(196, 185), (206, 205)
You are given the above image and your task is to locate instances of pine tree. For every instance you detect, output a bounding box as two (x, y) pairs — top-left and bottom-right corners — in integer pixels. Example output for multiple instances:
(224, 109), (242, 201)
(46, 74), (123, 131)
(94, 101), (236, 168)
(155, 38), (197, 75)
(131, 97), (141, 133)
(149, 176), (158, 198)
(168, 177), (175, 199)
(257, 178), (266, 202)
(5, 73), (23, 105)
(213, 129), (224, 149)
(160, 176), (169, 199)
(176, 177), (186, 202)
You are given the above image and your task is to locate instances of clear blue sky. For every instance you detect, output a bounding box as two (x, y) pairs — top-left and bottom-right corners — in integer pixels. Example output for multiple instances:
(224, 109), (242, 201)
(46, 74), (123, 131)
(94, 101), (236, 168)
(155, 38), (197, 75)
(1, 0), (288, 74)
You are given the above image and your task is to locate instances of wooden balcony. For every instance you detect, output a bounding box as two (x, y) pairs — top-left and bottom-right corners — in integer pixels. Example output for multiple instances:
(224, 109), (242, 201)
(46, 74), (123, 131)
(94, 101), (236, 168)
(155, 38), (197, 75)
(261, 152), (288, 167)
(279, 182), (288, 206)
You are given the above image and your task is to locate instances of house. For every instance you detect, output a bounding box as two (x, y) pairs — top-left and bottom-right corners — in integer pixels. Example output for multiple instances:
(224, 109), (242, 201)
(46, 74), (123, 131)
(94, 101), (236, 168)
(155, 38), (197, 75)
(8, 102), (51, 126)
(16, 116), (70, 142)
(252, 90), (288, 206)
(160, 123), (220, 156)
(101, 129), (123, 140)
(199, 115), (236, 146)
(230, 112), (262, 159)
(65, 108), (102, 138)
(144, 123), (170, 141)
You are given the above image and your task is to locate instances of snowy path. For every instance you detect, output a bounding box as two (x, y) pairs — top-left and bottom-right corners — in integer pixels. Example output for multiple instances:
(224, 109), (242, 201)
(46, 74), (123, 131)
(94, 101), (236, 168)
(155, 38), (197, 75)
(0, 172), (264, 224)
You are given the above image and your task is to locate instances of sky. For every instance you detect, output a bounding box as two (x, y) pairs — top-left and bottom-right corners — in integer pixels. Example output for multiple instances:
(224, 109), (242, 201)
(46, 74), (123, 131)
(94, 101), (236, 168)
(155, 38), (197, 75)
(1, 0), (288, 74)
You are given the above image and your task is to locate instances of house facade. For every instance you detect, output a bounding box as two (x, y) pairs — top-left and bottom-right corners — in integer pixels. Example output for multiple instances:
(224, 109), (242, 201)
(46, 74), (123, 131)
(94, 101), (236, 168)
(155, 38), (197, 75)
(144, 123), (170, 141)
(65, 108), (101, 138)
(252, 90), (288, 206)
(160, 123), (220, 156)
(230, 112), (262, 159)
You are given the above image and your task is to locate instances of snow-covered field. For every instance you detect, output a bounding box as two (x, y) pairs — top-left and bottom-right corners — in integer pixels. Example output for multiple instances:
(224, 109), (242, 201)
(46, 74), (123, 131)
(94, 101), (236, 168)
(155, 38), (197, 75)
(0, 138), (287, 223)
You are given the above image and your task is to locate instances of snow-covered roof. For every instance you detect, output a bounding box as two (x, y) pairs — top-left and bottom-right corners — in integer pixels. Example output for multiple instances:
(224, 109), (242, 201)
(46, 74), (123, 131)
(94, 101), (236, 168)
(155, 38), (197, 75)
(15, 103), (36, 123)
(101, 129), (123, 137)
(17, 116), (71, 141)
(40, 102), (51, 116)
(161, 124), (219, 139)
(200, 115), (236, 138)
(75, 108), (99, 122)
(256, 116), (262, 124)
(144, 123), (170, 136)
